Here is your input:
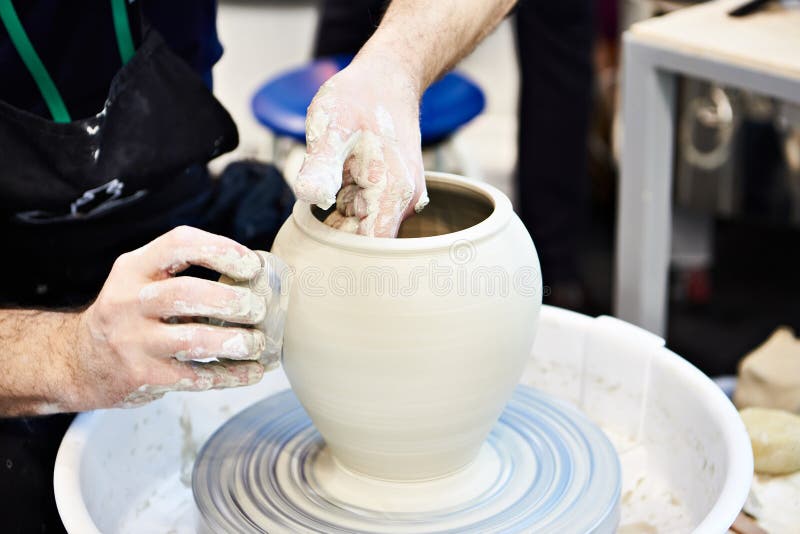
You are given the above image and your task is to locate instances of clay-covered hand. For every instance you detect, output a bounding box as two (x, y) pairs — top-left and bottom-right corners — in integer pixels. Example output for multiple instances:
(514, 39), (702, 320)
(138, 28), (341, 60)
(293, 57), (429, 237)
(71, 226), (273, 409)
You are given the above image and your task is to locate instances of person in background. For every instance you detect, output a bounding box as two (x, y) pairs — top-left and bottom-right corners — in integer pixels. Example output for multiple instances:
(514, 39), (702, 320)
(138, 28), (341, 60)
(314, 0), (595, 309)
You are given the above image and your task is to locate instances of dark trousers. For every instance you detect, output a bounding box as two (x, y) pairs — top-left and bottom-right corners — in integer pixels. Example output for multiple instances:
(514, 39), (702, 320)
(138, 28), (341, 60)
(314, 0), (595, 285)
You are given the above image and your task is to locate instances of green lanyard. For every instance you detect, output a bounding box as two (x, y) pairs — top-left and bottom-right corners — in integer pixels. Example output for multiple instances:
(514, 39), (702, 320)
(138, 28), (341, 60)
(0, 0), (136, 123)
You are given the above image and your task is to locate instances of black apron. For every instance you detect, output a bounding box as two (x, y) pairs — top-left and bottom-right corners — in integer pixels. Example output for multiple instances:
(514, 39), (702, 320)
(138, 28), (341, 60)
(0, 2), (292, 532)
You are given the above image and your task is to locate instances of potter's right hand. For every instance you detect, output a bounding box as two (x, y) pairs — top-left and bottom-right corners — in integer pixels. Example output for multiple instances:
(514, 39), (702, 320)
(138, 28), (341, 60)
(293, 57), (428, 238)
(72, 226), (269, 409)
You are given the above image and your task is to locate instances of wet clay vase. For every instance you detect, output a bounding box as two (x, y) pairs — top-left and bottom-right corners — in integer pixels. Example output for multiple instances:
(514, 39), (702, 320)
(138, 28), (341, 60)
(271, 172), (541, 480)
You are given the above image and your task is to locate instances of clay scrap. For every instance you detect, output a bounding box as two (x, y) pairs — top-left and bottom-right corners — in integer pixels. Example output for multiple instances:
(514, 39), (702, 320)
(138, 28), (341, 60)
(734, 327), (800, 413)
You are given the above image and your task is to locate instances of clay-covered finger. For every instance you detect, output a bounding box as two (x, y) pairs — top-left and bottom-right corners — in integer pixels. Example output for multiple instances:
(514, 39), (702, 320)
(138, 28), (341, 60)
(349, 132), (388, 192)
(356, 142), (419, 237)
(153, 323), (268, 362)
(148, 359), (265, 392)
(139, 277), (266, 324)
(133, 225), (261, 281)
(118, 360), (265, 408)
(413, 182), (430, 214)
(323, 210), (360, 233)
(352, 178), (411, 237)
(335, 183), (360, 217)
(365, 209), (405, 238)
(294, 88), (361, 208)
(294, 157), (346, 210)
(294, 137), (358, 210)
(346, 132), (397, 236)
(173, 360), (265, 392)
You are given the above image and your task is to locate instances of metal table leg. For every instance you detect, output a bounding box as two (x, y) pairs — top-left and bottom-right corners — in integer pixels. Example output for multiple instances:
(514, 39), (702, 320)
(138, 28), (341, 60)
(614, 35), (678, 336)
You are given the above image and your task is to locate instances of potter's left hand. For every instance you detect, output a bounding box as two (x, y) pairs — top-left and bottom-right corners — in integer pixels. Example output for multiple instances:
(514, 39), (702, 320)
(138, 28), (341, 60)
(293, 56), (429, 238)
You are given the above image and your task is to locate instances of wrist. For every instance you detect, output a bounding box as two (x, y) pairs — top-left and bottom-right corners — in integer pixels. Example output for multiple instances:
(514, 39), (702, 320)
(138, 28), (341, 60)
(353, 33), (426, 100)
(45, 311), (86, 412)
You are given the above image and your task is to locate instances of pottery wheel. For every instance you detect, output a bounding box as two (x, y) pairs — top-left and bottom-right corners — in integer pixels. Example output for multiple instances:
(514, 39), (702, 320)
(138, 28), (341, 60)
(192, 386), (621, 533)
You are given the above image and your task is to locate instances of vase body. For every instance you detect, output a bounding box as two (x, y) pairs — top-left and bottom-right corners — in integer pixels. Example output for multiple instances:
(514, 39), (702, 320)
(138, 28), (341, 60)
(271, 172), (541, 480)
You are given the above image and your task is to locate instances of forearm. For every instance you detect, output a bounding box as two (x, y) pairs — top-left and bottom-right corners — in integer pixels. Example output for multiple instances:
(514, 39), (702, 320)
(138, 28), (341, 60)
(294, 0), (516, 235)
(0, 309), (79, 416)
(358, 0), (516, 94)
(0, 229), (275, 416)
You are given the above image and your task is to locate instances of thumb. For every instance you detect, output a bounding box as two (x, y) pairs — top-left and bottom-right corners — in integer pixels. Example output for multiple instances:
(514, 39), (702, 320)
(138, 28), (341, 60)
(294, 102), (360, 209)
(294, 155), (343, 210)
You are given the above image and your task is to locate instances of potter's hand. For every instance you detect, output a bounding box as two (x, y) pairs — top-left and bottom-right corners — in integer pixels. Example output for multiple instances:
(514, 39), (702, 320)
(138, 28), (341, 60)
(294, 56), (428, 237)
(293, 0), (517, 236)
(74, 226), (271, 409)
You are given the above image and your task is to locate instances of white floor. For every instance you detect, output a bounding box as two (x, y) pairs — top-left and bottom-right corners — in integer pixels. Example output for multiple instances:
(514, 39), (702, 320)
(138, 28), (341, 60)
(212, 1), (519, 199)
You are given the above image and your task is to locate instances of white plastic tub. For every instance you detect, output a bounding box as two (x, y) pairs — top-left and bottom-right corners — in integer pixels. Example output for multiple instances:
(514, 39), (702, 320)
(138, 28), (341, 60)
(54, 306), (752, 533)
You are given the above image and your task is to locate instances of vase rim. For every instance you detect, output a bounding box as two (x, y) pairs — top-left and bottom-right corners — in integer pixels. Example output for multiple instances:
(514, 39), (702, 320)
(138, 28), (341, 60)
(290, 172), (513, 253)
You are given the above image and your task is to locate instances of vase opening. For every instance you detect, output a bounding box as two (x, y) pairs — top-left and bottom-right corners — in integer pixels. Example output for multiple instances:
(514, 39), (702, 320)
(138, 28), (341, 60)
(311, 179), (495, 238)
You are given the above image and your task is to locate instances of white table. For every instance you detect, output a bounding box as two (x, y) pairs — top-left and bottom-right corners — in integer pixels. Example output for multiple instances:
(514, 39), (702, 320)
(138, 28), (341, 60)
(614, 0), (800, 336)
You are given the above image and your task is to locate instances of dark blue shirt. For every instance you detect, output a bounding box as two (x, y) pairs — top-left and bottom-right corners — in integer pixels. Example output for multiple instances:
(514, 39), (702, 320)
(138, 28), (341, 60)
(0, 0), (223, 120)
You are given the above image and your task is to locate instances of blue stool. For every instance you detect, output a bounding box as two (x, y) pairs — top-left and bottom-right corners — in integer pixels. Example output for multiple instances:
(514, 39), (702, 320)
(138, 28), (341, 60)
(251, 55), (485, 174)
